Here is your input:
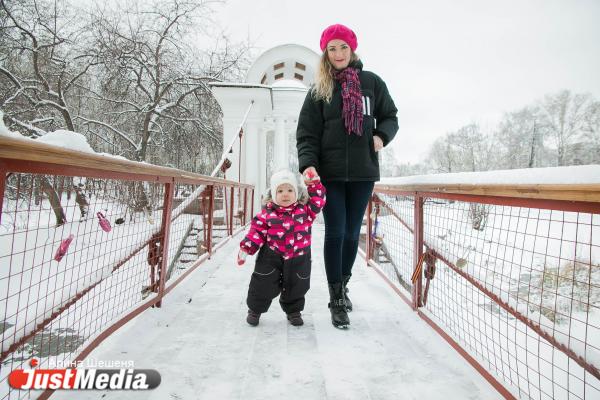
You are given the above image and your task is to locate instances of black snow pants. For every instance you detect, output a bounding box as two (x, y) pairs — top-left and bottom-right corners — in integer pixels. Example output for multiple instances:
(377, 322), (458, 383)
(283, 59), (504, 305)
(246, 246), (311, 314)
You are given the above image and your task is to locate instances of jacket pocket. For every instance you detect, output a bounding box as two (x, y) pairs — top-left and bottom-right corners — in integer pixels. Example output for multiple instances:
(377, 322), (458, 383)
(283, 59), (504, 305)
(253, 247), (280, 276)
(363, 116), (377, 162)
(289, 254), (311, 298)
(253, 266), (277, 276)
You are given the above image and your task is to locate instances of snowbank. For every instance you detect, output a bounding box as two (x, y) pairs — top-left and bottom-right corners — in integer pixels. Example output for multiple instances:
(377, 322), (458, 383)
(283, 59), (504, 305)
(380, 165), (600, 185)
(0, 120), (131, 162)
(36, 129), (95, 153)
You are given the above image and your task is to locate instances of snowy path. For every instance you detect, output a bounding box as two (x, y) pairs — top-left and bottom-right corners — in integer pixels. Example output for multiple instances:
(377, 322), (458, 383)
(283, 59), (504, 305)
(54, 225), (502, 400)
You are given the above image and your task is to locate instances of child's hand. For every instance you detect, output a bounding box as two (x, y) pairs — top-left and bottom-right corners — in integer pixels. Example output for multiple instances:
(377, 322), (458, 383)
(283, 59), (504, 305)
(237, 250), (247, 266)
(303, 167), (319, 185)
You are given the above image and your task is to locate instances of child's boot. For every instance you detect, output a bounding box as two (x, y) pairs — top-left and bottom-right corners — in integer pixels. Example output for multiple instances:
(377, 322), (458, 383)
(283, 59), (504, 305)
(246, 309), (260, 326)
(287, 312), (304, 326)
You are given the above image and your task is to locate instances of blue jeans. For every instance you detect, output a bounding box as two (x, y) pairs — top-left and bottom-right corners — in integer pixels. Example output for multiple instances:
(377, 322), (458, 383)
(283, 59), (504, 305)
(322, 181), (374, 284)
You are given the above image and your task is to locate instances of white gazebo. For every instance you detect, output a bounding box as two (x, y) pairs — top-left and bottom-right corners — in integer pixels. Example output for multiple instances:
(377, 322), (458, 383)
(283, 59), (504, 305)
(210, 44), (320, 206)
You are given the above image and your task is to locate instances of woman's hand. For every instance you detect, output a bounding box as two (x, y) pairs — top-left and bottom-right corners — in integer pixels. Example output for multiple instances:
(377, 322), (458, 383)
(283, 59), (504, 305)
(373, 135), (384, 152)
(303, 166), (319, 185)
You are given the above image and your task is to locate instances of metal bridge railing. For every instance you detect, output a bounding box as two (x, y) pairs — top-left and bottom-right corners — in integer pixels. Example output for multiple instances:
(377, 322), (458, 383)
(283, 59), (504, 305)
(363, 181), (600, 400)
(0, 136), (254, 400)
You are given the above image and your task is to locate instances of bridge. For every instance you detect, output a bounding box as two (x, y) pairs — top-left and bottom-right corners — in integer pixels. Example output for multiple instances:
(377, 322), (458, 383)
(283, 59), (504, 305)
(1, 45), (599, 400)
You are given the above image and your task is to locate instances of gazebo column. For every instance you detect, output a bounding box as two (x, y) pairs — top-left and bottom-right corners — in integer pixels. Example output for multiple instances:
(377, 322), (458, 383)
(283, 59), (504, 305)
(273, 114), (288, 171)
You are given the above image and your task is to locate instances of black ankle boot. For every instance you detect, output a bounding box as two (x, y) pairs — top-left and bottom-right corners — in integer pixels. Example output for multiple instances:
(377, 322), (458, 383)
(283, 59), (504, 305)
(328, 283), (350, 328)
(287, 312), (304, 326)
(342, 275), (352, 312)
(246, 310), (260, 326)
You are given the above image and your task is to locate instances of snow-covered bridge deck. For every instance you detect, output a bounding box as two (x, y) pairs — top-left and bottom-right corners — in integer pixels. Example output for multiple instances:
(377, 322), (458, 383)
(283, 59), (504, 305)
(54, 226), (500, 400)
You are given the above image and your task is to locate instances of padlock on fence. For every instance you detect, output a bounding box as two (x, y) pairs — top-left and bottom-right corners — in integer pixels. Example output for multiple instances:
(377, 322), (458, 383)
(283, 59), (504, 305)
(97, 212), (112, 232)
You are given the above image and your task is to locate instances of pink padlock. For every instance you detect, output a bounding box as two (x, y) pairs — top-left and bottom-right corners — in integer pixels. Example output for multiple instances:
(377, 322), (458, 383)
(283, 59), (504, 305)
(54, 234), (74, 262)
(97, 212), (112, 232)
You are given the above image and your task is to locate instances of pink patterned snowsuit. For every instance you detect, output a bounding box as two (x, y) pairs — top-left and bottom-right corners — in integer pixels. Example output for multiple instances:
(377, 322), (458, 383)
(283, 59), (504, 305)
(241, 181), (326, 314)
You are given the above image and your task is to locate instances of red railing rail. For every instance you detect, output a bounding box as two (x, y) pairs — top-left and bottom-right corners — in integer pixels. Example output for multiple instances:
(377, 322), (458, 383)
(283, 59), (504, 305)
(0, 136), (254, 399)
(365, 180), (600, 400)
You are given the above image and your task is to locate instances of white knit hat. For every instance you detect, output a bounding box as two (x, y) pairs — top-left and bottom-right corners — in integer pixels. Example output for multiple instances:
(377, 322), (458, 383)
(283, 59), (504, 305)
(270, 169), (298, 202)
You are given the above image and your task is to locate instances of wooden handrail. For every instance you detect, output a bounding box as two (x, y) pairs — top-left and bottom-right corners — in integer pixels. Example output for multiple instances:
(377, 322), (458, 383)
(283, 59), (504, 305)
(375, 182), (600, 203)
(0, 137), (253, 188)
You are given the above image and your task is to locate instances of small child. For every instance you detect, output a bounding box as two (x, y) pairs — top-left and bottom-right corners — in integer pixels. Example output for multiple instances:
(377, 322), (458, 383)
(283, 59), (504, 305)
(237, 169), (326, 326)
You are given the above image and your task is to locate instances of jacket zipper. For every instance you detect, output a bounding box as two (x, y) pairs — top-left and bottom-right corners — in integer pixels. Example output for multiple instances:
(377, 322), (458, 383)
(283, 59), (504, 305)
(345, 132), (349, 181)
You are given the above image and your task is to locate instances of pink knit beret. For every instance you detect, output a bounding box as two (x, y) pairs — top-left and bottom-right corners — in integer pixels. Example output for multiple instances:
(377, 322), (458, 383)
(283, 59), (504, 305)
(319, 24), (358, 52)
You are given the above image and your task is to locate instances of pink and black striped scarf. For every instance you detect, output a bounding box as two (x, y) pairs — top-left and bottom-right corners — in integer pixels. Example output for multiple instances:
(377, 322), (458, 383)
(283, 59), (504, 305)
(333, 67), (363, 136)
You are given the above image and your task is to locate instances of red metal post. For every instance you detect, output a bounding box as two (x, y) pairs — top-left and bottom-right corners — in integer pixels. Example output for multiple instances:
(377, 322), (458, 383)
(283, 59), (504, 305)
(229, 186), (234, 236)
(156, 180), (175, 308)
(412, 194), (424, 309)
(0, 161), (6, 225)
(243, 188), (248, 225)
(238, 128), (243, 183)
(206, 185), (215, 258)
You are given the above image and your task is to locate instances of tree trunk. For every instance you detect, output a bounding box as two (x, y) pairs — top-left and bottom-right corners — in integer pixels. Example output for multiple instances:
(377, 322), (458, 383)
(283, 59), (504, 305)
(56, 176), (65, 200)
(40, 176), (67, 226)
(33, 176), (41, 206)
(74, 184), (89, 220)
(528, 121), (537, 168)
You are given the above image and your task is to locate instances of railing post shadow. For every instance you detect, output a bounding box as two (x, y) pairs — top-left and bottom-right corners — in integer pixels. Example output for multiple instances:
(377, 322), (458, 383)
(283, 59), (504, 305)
(156, 179), (175, 308)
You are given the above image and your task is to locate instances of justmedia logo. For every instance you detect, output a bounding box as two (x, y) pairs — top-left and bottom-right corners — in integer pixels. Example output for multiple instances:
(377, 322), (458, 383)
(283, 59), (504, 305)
(8, 359), (161, 390)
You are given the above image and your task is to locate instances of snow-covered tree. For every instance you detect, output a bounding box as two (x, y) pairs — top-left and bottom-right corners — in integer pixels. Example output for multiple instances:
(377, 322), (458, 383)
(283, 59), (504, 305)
(428, 124), (493, 173)
(494, 106), (549, 169)
(81, 0), (250, 165)
(0, 0), (100, 135)
(1, 0), (251, 170)
(537, 90), (593, 166)
(1, 0), (252, 225)
(429, 135), (458, 173)
(582, 100), (600, 164)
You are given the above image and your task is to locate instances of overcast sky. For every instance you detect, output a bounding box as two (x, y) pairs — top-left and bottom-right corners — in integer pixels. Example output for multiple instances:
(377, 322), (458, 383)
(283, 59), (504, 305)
(213, 0), (600, 164)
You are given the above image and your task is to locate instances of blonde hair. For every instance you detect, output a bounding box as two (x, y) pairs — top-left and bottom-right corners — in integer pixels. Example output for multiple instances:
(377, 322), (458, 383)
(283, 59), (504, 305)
(312, 51), (359, 103)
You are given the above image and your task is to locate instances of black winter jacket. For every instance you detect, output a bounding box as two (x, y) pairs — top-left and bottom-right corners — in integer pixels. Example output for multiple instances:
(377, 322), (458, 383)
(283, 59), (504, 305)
(296, 60), (398, 181)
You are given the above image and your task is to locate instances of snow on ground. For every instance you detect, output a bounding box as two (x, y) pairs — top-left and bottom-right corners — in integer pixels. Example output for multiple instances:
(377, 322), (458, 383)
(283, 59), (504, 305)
(52, 226), (503, 400)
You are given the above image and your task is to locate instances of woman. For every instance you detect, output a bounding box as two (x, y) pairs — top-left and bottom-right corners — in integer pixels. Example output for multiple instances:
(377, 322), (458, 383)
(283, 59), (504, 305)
(296, 23), (398, 328)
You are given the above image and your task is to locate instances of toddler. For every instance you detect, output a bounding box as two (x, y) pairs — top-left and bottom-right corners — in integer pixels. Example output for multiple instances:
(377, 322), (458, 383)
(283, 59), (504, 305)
(238, 169), (325, 326)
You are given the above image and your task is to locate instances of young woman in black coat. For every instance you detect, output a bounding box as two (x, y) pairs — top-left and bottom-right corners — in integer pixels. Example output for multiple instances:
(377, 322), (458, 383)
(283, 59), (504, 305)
(296, 23), (398, 328)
